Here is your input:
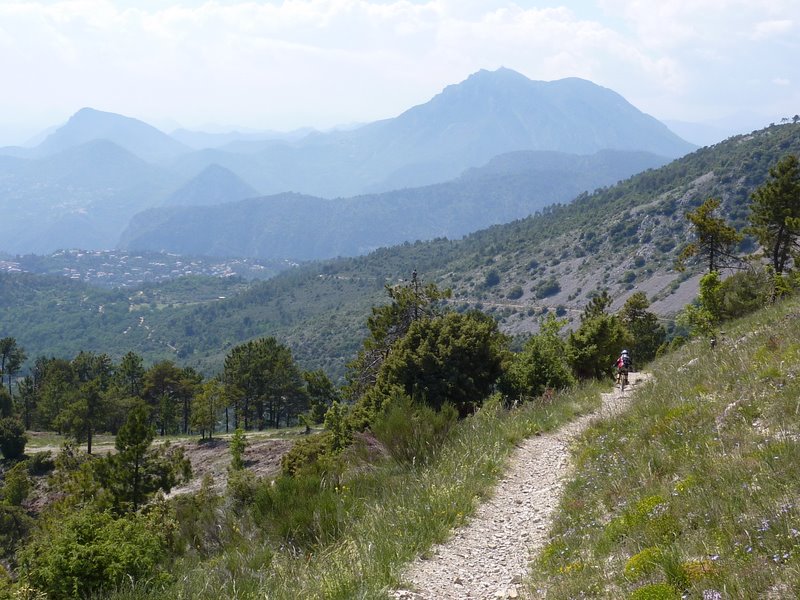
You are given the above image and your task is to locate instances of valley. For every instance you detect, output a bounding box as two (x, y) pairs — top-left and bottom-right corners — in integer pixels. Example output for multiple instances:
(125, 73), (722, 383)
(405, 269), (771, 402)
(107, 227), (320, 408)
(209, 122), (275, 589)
(2, 58), (799, 600)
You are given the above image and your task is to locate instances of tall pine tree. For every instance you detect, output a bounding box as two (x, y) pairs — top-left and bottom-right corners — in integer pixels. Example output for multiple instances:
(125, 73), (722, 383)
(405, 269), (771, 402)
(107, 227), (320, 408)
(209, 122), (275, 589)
(749, 154), (800, 276)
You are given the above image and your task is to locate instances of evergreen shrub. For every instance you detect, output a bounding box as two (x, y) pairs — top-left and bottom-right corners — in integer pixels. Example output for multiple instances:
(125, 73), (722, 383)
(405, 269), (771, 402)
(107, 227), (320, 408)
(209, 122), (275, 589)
(0, 418), (26, 460)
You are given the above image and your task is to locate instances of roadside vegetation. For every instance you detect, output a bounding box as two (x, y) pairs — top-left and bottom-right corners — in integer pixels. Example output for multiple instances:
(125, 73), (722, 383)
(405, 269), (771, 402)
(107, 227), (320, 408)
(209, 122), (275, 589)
(0, 274), (659, 600)
(106, 383), (607, 600)
(530, 294), (800, 599)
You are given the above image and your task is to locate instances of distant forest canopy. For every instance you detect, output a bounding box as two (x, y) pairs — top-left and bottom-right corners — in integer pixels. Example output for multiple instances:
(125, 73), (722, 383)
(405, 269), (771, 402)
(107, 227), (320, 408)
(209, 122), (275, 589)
(2, 210), (797, 598)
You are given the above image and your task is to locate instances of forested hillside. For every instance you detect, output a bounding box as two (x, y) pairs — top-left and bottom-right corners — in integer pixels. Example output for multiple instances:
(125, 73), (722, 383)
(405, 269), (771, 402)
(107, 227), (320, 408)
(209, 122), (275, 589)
(3, 251), (799, 600)
(1, 123), (798, 380)
(120, 149), (668, 261)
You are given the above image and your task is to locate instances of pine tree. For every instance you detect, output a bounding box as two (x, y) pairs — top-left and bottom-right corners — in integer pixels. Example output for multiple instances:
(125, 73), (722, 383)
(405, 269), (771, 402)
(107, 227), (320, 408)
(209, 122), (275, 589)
(749, 154), (800, 276)
(676, 197), (742, 273)
(191, 380), (223, 440)
(101, 403), (190, 512)
(618, 292), (666, 362)
(345, 275), (450, 399)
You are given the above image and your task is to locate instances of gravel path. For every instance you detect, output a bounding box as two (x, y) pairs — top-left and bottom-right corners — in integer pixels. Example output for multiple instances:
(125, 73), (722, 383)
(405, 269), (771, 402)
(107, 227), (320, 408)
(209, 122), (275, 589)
(392, 372), (649, 600)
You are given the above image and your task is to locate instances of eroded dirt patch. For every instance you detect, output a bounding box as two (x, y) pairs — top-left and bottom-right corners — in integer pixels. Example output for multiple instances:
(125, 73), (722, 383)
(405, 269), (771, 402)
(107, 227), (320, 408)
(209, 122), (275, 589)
(167, 435), (295, 497)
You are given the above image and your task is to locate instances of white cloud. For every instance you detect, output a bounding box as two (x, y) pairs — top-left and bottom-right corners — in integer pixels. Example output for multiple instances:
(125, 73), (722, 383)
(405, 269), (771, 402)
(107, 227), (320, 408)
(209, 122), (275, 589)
(0, 0), (798, 143)
(751, 19), (794, 40)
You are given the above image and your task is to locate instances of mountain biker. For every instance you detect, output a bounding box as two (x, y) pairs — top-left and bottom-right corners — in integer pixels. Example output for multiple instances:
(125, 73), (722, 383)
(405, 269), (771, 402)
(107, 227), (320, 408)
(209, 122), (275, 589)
(615, 349), (632, 386)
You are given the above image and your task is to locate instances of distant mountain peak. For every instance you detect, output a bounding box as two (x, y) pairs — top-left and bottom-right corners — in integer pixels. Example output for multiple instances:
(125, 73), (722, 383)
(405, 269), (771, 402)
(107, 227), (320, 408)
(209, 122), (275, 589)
(74, 106), (105, 117)
(67, 107), (141, 127)
(466, 66), (528, 81)
(162, 163), (258, 207)
(36, 107), (188, 163)
(445, 67), (532, 95)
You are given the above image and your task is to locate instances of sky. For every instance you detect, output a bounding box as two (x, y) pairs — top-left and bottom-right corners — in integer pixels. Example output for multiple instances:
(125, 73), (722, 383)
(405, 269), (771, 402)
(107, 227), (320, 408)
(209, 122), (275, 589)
(1, 0), (798, 145)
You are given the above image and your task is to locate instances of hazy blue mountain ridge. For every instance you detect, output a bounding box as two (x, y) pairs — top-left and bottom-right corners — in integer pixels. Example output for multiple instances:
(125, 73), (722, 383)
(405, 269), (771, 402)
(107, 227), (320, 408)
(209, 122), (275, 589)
(162, 164), (258, 207)
(169, 126), (315, 149)
(0, 140), (179, 252)
(119, 149), (670, 260)
(34, 107), (189, 162)
(0, 68), (694, 254)
(166, 68), (695, 198)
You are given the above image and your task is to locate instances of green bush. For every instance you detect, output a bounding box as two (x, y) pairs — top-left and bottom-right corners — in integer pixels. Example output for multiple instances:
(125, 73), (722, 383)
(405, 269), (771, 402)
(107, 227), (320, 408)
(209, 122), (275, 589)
(171, 476), (224, 557)
(227, 468), (258, 505)
(500, 315), (575, 400)
(624, 546), (663, 580)
(534, 277), (561, 299)
(18, 507), (172, 599)
(371, 392), (457, 466)
(0, 565), (11, 600)
(507, 285), (524, 300)
(0, 504), (32, 559)
(0, 389), (11, 419)
(281, 431), (335, 476)
(604, 495), (678, 546)
(568, 313), (631, 379)
(229, 428), (247, 472)
(0, 418), (26, 460)
(484, 270), (500, 288)
(718, 268), (771, 319)
(26, 451), (55, 476)
(375, 311), (509, 416)
(1, 461), (31, 506)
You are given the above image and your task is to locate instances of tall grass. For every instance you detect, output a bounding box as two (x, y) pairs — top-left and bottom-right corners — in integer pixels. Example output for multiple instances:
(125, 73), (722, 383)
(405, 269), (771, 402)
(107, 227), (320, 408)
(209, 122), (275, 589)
(530, 296), (800, 598)
(107, 383), (605, 599)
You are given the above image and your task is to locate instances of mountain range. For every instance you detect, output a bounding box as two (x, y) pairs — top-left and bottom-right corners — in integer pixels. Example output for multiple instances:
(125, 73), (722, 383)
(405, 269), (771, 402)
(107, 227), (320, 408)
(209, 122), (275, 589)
(0, 68), (694, 255)
(119, 149), (669, 260)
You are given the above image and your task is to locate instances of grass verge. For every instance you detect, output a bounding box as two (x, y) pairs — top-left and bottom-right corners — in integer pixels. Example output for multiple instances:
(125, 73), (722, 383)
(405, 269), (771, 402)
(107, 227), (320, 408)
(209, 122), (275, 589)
(529, 296), (800, 598)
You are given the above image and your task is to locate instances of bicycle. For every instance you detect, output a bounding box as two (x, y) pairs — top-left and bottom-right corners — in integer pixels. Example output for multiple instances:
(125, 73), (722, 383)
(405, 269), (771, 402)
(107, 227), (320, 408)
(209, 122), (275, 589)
(616, 368), (629, 391)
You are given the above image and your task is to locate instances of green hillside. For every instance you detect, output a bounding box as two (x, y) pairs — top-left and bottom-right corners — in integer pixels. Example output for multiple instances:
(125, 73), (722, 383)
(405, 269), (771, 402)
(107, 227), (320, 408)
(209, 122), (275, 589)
(531, 296), (800, 598)
(36, 283), (798, 600)
(1, 123), (798, 380)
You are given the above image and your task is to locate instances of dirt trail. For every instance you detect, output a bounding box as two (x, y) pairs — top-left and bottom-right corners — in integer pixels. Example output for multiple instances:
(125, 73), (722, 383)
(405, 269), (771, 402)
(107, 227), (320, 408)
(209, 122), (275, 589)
(393, 372), (649, 600)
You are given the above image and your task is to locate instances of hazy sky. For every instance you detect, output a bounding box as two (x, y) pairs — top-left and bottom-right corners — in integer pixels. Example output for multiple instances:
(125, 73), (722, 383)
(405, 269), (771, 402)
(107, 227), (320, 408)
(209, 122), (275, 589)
(1, 0), (798, 145)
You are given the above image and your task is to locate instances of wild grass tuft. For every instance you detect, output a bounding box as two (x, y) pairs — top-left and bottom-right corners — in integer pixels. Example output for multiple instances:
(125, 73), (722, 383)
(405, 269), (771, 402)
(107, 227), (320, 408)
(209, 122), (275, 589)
(529, 296), (800, 598)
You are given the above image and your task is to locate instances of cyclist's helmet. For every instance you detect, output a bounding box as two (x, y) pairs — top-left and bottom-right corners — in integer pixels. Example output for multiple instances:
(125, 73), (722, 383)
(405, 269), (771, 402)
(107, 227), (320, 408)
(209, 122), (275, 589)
(621, 349), (629, 355)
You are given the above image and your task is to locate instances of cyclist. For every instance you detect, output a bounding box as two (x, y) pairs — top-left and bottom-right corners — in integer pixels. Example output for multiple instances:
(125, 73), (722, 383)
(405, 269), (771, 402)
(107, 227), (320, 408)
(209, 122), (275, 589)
(615, 349), (633, 387)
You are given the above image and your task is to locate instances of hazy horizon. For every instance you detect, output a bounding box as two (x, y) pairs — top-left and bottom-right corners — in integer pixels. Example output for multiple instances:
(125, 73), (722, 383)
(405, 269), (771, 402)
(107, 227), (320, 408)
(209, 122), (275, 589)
(1, 1), (798, 146)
